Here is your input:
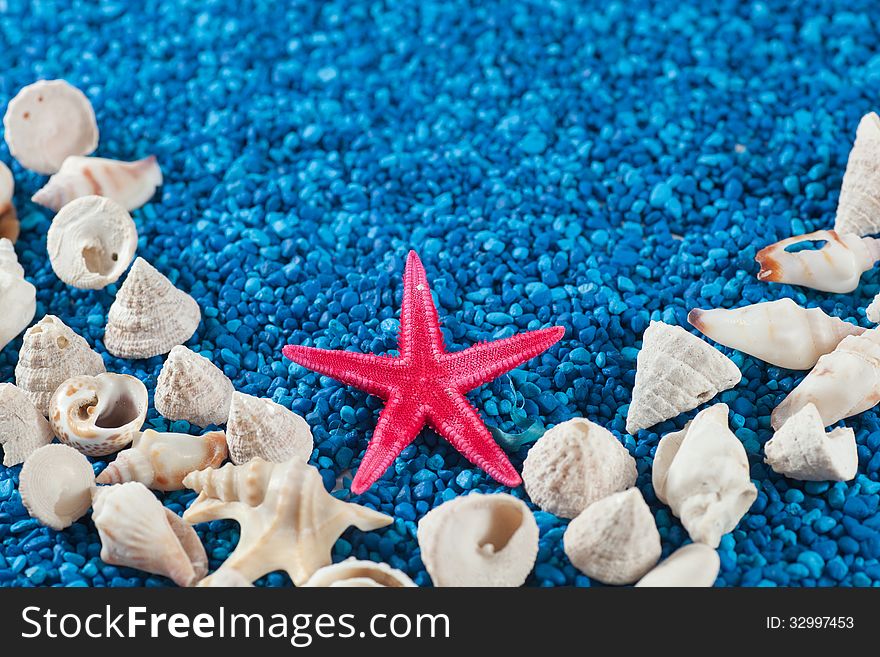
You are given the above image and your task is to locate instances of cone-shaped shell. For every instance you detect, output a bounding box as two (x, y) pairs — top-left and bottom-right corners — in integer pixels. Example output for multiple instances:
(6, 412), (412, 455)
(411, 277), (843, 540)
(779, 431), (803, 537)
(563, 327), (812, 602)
(19, 444), (95, 530)
(522, 417), (636, 518)
(104, 257), (201, 359)
(155, 346), (234, 427)
(635, 544), (720, 588)
(0, 238), (36, 352)
(626, 322), (741, 434)
(0, 160), (17, 242)
(15, 315), (106, 415)
(303, 559), (417, 588)
(0, 383), (54, 466)
(834, 113), (880, 237)
(196, 568), (253, 587)
(226, 392), (313, 464)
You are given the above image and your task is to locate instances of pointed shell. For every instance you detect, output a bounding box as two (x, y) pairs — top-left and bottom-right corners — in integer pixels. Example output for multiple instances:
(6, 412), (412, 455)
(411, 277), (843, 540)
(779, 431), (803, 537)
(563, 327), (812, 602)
(104, 257), (201, 359)
(522, 417), (636, 518)
(226, 392), (313, 464)
(196, 568), (253, 587)
(834, 112), (880, 237)
(0, 160), (18, 242)
(418, 493), (538, 587)
(155, 346), (234, 427)
(19, 444), (96, 530)
(3, 80), (98, 174)
(303, 559), (417, 587)
(635, 544), (720, 587)
(0, 383), (54, 466)
(0, 238), (36, 352)
(626, 321), (741, 434)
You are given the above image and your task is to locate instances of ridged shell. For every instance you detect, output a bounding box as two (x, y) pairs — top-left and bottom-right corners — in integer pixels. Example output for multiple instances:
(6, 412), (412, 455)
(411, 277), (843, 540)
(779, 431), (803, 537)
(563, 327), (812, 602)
(635, 544), (720, 588)
(0, 160), (18, 242)
(19, 444), (95, 530)
(226, 392), (313, 464)
(303, 559), (417, 588)
(0, 238), (36, 353)
(834, 112), (880, 237)
(154, 346), (234, 427)
(0, 383), (54, 466)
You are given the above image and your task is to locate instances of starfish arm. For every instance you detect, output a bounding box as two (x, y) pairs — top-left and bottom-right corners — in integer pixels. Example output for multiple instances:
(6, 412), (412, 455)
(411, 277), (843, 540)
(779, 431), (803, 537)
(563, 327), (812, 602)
(283, 345), (400, 398)
(398, 251), (446, 358)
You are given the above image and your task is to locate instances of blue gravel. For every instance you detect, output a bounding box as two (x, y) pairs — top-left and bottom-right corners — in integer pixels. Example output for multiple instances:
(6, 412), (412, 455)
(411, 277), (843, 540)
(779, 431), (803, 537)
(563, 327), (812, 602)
(0, 0), (879, 588)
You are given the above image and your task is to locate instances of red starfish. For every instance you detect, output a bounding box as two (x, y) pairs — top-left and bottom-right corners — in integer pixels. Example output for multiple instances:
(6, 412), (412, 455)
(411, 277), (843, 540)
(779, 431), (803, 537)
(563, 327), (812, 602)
(283, 251), (564, 494)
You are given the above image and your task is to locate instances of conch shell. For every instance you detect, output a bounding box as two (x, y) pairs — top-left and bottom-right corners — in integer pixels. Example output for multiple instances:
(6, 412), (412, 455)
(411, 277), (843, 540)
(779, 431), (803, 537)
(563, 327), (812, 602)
(92, 482), (208, 587)
(49, 372), (148, 456)
(97, 429), (227, 491)
(635, 543), (720, 588)
(834, 112), (880, 237)
(226, 392), (313, 464)
(418, 493), (539, 587)
(0, 238), (36, 352)
(0, 160), (18, 242)
(19, 444), (96, 530)
(155, 345), (234, 427)
(183, 458), (392, 585)
(688, 299), (865, 370)
(522, 417), (636, 518)
(652, 404), (757, 548)
(755, 230), (880, 293)
(0, 383), (54, 466)
(302, 559), (417, 588)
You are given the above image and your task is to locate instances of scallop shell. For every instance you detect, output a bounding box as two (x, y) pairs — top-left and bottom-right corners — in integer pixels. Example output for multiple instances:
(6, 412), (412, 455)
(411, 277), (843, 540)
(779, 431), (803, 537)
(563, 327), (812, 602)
(0, 160), (18, 242)
(626, 321), (741, 435)
(47, 195), (138, 289)
(635, 544), (720, 588)
(0, 238), (36, 352)
(19, 444), (96, 530)
(0, 383), (54, 466)
(196, 568), (253, 587)
(522, 417), (636, 518)
(417, 493), (538, 587)
(226, 392), (313, 464)
(563, 488), (661, 585)
(49, 372), (148, 456)
(104, 257), (201, 359)
(764, 403), (857, 482)
(15, 315), (106, 415)
(2, 80), (98, 174)
(92, 482), (208, 587)
(32, 155), (163, 212)
(834, 112), (880, 237)
(154, 346), (234, 427)
(302, 559), (417, 588)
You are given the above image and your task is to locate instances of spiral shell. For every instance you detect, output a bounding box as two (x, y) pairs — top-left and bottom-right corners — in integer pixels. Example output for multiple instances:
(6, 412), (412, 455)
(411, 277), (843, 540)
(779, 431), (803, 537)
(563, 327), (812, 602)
(226, 392), (313, 464)
(834, 112), (880, 237)
(0, 160), (17, 242)
(154, 346), (234, 427)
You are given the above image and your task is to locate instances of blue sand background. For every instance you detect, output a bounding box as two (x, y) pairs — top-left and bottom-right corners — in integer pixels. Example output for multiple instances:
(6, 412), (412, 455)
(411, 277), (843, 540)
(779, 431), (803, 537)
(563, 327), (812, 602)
(1, 0), (880, 587)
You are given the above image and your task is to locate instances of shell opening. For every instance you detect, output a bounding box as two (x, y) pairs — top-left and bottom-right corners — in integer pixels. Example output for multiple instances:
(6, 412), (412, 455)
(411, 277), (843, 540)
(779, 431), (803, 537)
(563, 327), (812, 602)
(476, 503), (523, 554)
(95, 393), (139, 429)
(784, 239), (827, 253)
(82, 245), (118, 276)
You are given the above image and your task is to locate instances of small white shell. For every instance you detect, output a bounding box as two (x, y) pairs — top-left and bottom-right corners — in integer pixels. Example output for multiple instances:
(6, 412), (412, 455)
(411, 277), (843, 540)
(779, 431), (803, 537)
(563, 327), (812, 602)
(32, 155), (163, 212)
(303, 559), (417, 588)
(834, 112), (880, 237)
(867, 292), (880, 324)
(0, 383), (54, 466)
(47, 195), (138, 289)
(104, 257), (201, 359)
(196, 568), (253, 587)
(522, 417), (636, 518)
(0, 238), (36, 353)
(3, 80), (99, 174)
(563, 488), (661, 585)
(635, 544), (720, 587)
(155, 346), (234, 427)
(19, 444), (96, 530)
(0, 160), (17, 242)
(226, 392), (313, 464)
(49, 373), (148, 456)
(417, 493), (539, 587)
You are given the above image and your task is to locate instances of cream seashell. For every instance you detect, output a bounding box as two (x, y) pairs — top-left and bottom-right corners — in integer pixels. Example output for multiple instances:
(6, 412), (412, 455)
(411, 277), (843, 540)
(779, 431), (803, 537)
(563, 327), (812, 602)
(96, 429), (228, 491)
(302, 559), (417, 588)
(155, 346), (234, 427)
(418, 493), (538, 587)
(834, 112), (880, 237)
(0, 160), (18, 242)
(15, 315), (106, 415)
(522, 417), (636, 518)
(563, 488), (661, 585)
(196, 568), (253, 587)
(19, 444), (96, 530)
(0, 238), (36, 352)
(626, 321), (741, 435)
(183, 458), (392, 585)
(0, 383), (54, 466)
(771, 328), (880, 431)
(104, 257), (201, 359)
(764, 403), (857, 482)
(92, 482), (208, 587)
(867, 292), (880, 324)
(755, 230), (880, 294)
(47, 195), (138, 289)
(49, 373), (148, 456)
(32, 155), (163, 212)
(226, 392), (313, 464)
(3, 80), (98, 175)
(635, 543), (720, 588)
(688, 299), (865, 370)
(653, 404), (757, 548)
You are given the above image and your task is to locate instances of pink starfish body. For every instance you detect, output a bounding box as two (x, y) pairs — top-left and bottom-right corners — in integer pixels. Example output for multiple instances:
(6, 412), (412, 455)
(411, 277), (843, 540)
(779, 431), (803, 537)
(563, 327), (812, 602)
(283, 251), (564, 494)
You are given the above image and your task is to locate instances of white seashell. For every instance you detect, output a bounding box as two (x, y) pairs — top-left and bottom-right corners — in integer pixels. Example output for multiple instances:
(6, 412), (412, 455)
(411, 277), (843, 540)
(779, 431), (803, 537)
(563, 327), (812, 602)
(771, 328), (880, 430)
(92, 482), (208, 587)
(19, 444), (96, 530)
(635, 543), (720, 588)
(15, 315), (106, 415)
(563, 488), (661, 585)
(32, 155), (163, 212)
(226, 392), (313, 464)
(522, 417), (636, 518)
(49, 372), (148, 456)
(183, 458), (392, 585)
(867, 292), (880, 324)
(653, 404), (757, 548)
(196, 568), (253, 587)
(96, 429), (228, 491)
(3, 80), (98, 175)
(0, 160), (18, 242)
(834, 112), (880, 237)
(104, 257), (201, 359)
(626, 321), (741, 435)
(755, 230), (880, 294)
(418, 493), (538, 587)
(0, 383), (54, 466)
(688, 299), (865, 370)
(764, 403), (857, 482)
(0, 238), (36, 352)
(154, 346), (234, 427)
(302, 559), (417, 588)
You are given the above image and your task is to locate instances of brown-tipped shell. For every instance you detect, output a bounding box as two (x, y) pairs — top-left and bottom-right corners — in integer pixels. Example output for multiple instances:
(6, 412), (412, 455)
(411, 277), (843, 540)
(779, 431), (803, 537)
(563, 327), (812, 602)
(0, 383), (54, 466)
(226, 392), (313, 464)
(154, 346), (234, 427)
(19, 444), (96, 530)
